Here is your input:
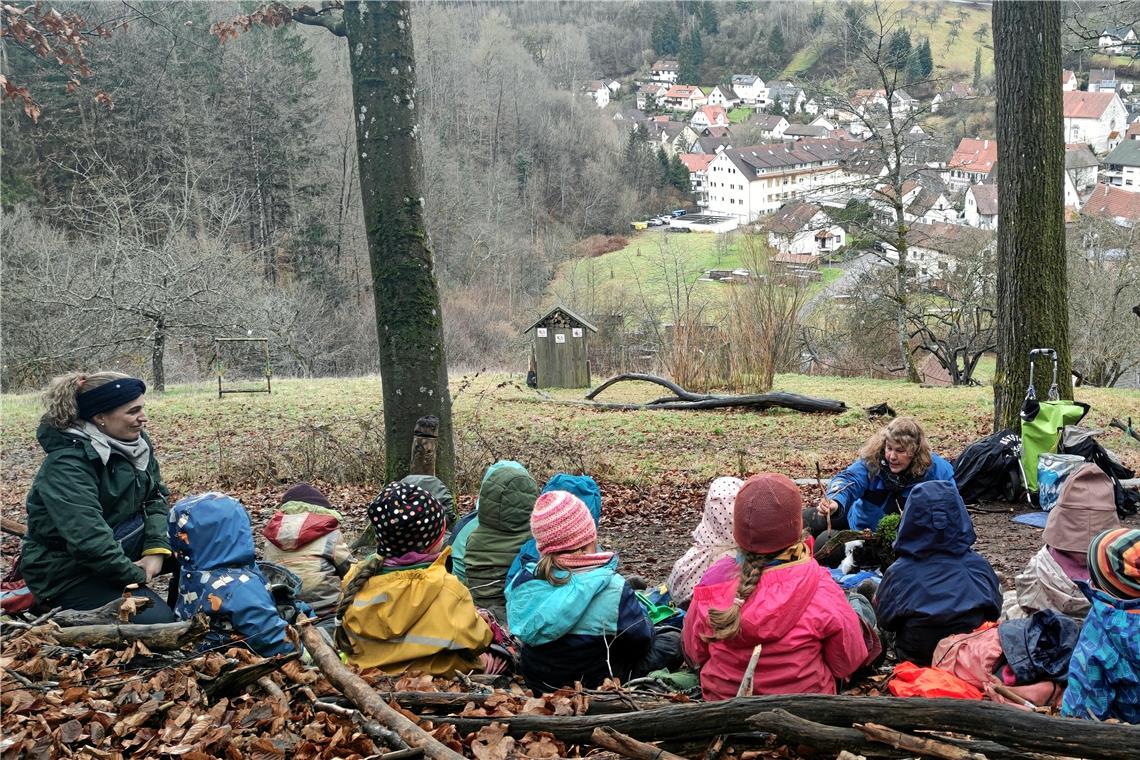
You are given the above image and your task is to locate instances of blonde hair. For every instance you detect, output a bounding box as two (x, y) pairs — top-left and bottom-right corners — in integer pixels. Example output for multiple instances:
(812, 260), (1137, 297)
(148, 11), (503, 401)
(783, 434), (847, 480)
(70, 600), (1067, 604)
(703, 549), (782, 641)
(858, 416), (933, 478)
(42, 371), (133, 429)
(334, 554), (386, 654)
(534, 554), (574, 587)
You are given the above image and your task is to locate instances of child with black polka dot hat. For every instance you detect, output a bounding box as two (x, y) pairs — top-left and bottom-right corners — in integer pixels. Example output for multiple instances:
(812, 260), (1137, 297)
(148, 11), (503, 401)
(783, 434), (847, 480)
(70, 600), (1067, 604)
(335, 482), (495, 675)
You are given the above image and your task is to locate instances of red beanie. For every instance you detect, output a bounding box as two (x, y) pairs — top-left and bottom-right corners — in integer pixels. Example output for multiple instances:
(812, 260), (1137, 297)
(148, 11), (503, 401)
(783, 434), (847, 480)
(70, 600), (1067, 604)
(733, 473), (803, 554)
(531, 490), (596, 555)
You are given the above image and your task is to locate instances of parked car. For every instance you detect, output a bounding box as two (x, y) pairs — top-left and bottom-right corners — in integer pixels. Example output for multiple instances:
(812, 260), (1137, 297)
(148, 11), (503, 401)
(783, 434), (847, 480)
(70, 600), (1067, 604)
(671, 209), (687, 218)
(647, 218), (665, 227)
(630, 220), (648, 231)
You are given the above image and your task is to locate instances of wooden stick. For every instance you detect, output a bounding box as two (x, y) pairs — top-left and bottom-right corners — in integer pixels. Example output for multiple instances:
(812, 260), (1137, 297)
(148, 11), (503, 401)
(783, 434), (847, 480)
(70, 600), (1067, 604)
(1, 516), (28, 537)
(816, 461), (831, 533)
(856, 722), (987, 760)
(33, 614), (208, 651)
(736, 644), (762, 698)
(589, 727), (688, 760)
(989, 683), (1037, 710)
(257, 675), (288, 704)
(299, 624), (465, 760)
(749, 709), (900, 758)
(313, 700), (409, 750)
(432, 694), (1140, 760)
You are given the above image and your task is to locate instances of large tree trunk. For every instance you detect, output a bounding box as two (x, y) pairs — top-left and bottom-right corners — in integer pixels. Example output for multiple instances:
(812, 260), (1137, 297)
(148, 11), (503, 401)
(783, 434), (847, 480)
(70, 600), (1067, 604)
(344, 0), (454, 484)
(992, 1), (1070, 430)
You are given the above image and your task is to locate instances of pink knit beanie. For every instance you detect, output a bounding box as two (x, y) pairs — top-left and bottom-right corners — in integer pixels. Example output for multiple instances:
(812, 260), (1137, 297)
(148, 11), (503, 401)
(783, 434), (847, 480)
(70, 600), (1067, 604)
(531, 490), (596, 555)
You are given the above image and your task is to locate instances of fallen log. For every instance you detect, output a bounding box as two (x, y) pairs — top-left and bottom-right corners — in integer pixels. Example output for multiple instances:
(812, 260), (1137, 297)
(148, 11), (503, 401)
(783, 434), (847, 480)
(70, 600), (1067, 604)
(299, 624), (465, 760)
(590, 726), (688, 760)
(35, 614), (209, 651)
(855, 722), (985, 760)
(583, 373), (847, 414)
(432, 694), (1140, 760)
(352, 690), (675, 715)
(53, 595), (152, 627)
(1, 516), (27, 537)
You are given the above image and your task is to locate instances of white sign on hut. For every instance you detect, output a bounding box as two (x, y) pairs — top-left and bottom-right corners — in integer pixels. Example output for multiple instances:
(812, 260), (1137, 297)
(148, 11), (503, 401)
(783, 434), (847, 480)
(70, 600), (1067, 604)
(524, 306), (598, 388)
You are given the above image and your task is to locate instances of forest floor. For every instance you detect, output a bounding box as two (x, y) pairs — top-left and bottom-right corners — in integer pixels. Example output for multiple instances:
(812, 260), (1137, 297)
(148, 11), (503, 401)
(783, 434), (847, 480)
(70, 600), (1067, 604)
(3, 372), (1139, 584)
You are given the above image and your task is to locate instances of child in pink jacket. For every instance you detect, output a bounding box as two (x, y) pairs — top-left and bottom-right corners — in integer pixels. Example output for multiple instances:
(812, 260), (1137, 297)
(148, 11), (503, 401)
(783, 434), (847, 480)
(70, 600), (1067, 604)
(683, 473), (868, 700)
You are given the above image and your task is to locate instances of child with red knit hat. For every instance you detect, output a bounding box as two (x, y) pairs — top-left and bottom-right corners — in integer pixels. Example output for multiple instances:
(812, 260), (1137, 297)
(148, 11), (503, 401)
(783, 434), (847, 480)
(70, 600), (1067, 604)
(683, 473), (869, 700)
(505, 490), (682, 693)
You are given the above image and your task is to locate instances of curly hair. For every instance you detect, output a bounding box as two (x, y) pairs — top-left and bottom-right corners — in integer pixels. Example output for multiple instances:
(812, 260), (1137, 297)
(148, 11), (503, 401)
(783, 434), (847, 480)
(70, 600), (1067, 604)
(334, 554), (386, 654)
(41, 371), (133, 429)
(702, 549), (784, 641)
(857, 416), (933, 478)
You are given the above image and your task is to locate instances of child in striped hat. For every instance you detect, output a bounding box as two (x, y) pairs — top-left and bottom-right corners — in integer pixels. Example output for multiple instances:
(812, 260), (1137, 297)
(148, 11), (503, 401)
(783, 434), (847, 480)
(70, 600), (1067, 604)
(505, 490), (682, 692)
(1061, 528), (1140, 723)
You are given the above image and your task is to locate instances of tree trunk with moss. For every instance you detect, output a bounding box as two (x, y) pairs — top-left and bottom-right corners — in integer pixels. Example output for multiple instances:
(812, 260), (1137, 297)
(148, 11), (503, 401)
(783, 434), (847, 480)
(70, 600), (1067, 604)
(344, 1), (454, 483)
(992, 1), (1070, 430)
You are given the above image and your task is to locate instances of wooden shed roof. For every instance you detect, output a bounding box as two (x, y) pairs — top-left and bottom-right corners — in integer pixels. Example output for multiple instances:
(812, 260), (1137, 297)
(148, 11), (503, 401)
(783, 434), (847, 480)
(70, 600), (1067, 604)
(522, 306), (598, 334)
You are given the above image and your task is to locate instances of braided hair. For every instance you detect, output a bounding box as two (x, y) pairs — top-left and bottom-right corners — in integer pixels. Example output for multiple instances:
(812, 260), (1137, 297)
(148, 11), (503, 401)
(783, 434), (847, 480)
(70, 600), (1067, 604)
(703, 549), (783, 641)
(333, 554), (386, 654)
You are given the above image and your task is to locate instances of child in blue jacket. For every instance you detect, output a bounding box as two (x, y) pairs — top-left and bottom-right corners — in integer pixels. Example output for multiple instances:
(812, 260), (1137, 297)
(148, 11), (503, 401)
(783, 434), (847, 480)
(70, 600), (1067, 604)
(170, 493), (293, 657)
(506, 490), (680, 693)
(1062, 528), (1140, 724)
(507, 473), (603, 586)
(874, 481), (1001, 665)
(814, 417), (956, 533)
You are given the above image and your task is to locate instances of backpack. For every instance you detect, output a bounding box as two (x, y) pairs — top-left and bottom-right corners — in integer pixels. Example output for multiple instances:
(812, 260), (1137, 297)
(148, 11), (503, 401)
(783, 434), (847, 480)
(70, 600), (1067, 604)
(953, 429), (1026, 503)
(1059, 426), (1139, 517)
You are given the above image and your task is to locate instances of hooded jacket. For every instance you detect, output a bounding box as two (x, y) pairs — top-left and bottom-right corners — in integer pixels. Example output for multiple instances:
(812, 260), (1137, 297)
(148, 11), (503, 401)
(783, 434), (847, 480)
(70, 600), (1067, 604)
(507, 474), (603, 587)
(261, 501), (352, 616)
(22, 422), (170, 601)
(506, 556), (653, 692)
(449, 460), (524, 585)
(465, 461), (539, 619)
(170, 493), (292, 657)
(683, 555), (868, 700)
(340, 547), (493, 675)
(829, 453), (956, 530)
(667, 477), (744, 607)
(1061, 583), (1140, 723)
(875, 481), (1001, 662)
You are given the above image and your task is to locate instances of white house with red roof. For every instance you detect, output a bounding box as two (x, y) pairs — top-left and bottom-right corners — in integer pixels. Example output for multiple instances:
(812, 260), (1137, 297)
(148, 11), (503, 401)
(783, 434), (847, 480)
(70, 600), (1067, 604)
(947, 138), (998, 192)
(679, 153), (715, 206)
(1083, 183), (1140, 226)
(706, 86), (738, 108)
(1063, 91), (1128, 153)
(662, 85), (707, 112)
(636, 82), (668, 110)
(690, 104), (729, 129)
(650, 60), (679, 84)
(1062, 69), (1079, 92)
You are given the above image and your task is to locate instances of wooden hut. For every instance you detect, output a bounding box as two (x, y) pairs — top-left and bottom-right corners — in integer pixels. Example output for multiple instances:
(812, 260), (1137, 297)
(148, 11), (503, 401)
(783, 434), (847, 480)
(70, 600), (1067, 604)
(523, 306), (598, 388)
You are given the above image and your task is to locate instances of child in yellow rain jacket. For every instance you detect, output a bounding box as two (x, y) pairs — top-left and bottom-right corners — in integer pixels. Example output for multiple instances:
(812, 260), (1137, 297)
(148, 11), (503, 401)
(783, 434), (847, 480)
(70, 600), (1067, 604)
(336, 481), (494, 675)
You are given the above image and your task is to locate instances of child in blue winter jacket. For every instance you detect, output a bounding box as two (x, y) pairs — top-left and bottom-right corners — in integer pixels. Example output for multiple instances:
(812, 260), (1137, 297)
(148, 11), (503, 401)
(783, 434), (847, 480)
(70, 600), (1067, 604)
(507, 473), (603, 587)
(170, 493), (294, 657)
(813, 417), (956, 534)
(506, 490), (681, 693)
(1062, 528), (1140, 724)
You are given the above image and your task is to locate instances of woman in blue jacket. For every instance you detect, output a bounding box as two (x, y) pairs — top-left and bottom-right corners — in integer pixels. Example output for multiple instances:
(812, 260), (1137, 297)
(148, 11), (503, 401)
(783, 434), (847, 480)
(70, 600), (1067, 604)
(812, 417), (956, 534)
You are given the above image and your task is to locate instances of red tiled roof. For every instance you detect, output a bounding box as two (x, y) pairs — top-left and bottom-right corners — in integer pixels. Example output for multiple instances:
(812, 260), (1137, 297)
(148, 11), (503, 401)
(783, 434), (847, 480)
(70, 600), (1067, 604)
(968, 184), (998, 216)
(950, 138), (998, 174)
(665, 85), (704, 98)
(1127, 122), (1140, 138)
(679, 153), (714, 173)
(696, 105), (727, 123)
(1083, 184), (1140, 222)
(1062, 69), (1078, 84)
(1063, 91), (1118, 119)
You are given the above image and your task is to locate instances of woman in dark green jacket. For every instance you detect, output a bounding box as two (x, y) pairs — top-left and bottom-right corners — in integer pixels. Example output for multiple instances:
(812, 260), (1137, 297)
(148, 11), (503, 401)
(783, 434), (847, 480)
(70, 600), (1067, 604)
(21, 371), (175, 623)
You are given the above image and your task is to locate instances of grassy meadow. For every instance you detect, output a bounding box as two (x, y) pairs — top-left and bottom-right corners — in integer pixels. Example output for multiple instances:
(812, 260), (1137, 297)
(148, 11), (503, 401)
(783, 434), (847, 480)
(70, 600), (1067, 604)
(4, 372), (1138, 511)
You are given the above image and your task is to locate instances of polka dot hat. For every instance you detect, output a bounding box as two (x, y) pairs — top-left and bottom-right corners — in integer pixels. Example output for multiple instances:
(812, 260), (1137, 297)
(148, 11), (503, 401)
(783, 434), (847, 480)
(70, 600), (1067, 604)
(367, 482), (447, 557)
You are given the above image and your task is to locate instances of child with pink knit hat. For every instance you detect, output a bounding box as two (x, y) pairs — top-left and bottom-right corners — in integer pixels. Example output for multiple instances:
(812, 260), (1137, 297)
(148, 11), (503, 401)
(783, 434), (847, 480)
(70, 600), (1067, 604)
(505, 490), (682, 693)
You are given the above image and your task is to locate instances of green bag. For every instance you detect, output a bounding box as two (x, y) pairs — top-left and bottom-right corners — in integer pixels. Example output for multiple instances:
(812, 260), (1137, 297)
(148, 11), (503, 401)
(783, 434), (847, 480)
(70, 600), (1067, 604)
(1019, 349), (1088, 492)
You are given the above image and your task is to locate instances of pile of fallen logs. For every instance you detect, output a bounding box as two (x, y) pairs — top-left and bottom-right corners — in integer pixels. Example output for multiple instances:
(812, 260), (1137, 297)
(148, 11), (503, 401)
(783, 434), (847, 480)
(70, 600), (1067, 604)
(3, 603), (1138, 759)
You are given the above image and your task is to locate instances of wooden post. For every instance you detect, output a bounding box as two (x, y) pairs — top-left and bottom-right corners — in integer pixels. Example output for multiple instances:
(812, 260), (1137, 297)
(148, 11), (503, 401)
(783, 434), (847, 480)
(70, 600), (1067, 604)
(408, 416), (439, 476)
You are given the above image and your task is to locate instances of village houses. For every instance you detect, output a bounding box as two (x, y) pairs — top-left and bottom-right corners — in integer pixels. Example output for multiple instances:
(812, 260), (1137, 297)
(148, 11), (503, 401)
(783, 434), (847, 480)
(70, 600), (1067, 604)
(1083, 183), (1140, 226)
(767, 81), (807, 113)
(1087, 68), (1117, 93)
(584, 81), (610, 108)
(1067, 144), (1101, 191)
(1063, 90), (1128, 153)
(650, 59), (679, 84)
(690, 104), (729, 130)
(963, 184), (998, 230)
(703, 139), (859, 221)
(947, 138), (998, 192)
(730, 74), (766, 106)
(1104, 140), (1140, 191)
(1062, 69), (1080, 92)
(662, 84), (707, 112)
(906, 222), (994, 282)
(636, 82), (668, 110)
(679, 153), (715, 207)
(1099, 25), (1138, 55)
(930, 82), (974, 113)
(748, 113), (789, 141)
(706, 86), (738, 108)
(765, 201), (847, 256)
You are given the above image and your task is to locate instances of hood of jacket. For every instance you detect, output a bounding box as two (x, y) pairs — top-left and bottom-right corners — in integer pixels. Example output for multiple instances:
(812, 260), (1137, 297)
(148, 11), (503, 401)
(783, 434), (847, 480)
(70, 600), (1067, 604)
(477, 460), (538, 533)
(894, 480), (976, 559)
(170, 492), (256, 570)
(506, 557), (622, 644)
(262, 505), (341, 551)
(401, 475), (455, 515)
(1042, 464), (1120, 554)
(344, 549), (455, 638)
(541, 474), (602, 524)
(697, 557), (823, 643)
